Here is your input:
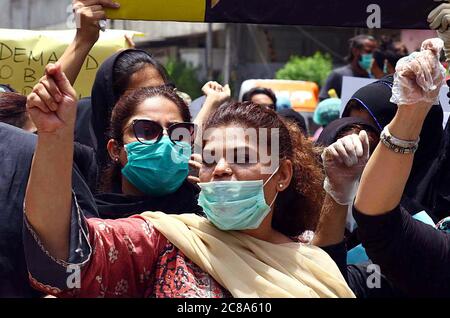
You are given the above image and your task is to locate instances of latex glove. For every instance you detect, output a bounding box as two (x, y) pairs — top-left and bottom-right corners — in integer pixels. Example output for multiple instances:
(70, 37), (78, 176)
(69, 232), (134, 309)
(322, 131), (370, 206)
(428, 2), (450, 62)
(429, 2), (450, 32)
(390, 38), (446, 107)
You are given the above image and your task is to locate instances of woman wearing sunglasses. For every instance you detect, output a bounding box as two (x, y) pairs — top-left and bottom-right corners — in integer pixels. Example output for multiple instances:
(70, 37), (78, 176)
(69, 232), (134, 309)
(23, 64), (354, 298)
(31, 0), (230, 219)
(93, 84), (202, 218)
(90, 80), (231, 219)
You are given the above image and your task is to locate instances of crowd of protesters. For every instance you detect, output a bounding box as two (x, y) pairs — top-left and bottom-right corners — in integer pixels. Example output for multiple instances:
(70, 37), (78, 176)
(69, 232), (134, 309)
(2, 0), (450, 298)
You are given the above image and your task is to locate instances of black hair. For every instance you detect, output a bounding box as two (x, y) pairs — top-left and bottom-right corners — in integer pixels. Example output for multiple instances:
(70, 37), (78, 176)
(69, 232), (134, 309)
(242, 87), (277, 109)
(347, 35), (376, 63)
(113, 50), (172, 101)
(101, 86), (191, 193)
(373, 36), (408, 70)
(0, 93), (28, 128)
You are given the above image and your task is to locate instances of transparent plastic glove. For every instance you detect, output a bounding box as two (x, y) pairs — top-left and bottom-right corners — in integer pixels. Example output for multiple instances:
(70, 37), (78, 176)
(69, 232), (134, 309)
(429, 2), (450, 32)
(436, 30), (450, 63)
(322, 130), (370, 206)
(428, 2), (450, 62)
(390, 38), (446, 106)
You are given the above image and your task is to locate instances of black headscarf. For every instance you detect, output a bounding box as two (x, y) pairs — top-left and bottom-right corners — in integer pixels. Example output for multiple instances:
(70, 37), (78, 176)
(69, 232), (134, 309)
(342, 76), (397, 130)
(277, 108), (308, 136)
(316, 117), (380, 148)
(75, 49), (171, 170)
(90, 49), (139, 170)
(341, 76), (444, 202)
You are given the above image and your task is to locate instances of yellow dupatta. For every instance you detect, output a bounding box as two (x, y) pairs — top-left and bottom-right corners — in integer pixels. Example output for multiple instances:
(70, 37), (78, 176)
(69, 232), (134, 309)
(141, 212), (355, 298)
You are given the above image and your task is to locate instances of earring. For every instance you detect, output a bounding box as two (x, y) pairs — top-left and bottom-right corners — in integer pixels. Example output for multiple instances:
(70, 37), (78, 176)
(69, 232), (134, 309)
(115, 158), (120, 163)
(279, 184), (283, 188)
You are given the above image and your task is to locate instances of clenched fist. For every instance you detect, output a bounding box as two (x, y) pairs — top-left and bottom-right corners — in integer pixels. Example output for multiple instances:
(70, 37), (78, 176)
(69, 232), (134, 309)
(27, 63), (78, 134)
(390, 38), (446, 109)
(322, 130), (370, 205)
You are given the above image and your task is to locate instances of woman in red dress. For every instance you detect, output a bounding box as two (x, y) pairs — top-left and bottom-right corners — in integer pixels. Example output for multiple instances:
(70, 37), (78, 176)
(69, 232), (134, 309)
(23, 63), (354, 298)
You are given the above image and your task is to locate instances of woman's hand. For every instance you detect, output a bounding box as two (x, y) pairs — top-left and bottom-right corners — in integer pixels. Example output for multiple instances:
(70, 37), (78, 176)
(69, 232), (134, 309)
(124, 34), (136, 49)
(355, 37), (446, 217)
(428, 2), (450, 63)
(322, 131), (370, 205)
(27, 64), (78, 135)
(429, 2), (450, 32)
(58, 0), (119, 86)
(202, 81), (231, 107)
(390, 38), (446, 111)
(193, 81), (231, 132)
(72, 0), (120, 44)
(25, 65), (79, 261)
(187, 153), (202, 184)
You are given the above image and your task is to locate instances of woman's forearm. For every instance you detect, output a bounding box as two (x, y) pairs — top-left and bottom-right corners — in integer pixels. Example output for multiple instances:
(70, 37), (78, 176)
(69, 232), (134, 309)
(313, 194), (347, 247)
(60, 33), (96, 86)
(194, 96), (219, 127)
(194, 96), (222, 147)
(355, 106), (428, 216)
(25, 129), (74, 261)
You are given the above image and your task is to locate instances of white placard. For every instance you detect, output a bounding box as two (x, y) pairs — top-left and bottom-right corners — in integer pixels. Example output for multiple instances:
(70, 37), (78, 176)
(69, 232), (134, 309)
(340, 76), (377, 113)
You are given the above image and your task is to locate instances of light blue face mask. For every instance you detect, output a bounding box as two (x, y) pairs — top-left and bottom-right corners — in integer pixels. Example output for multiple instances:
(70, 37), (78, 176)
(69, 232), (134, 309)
(198, 169), (279, 231)
(122, 136), (191, 197)
(358, 53), (373, 71)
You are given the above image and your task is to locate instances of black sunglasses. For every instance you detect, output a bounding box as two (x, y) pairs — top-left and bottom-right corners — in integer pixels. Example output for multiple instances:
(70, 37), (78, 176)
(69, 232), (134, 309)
(125, 119), (196, 146)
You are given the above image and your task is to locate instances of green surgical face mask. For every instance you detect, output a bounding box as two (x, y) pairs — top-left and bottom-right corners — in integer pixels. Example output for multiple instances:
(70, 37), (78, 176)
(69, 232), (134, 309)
(197, 168), (279, 231)
(122, 136), (191, 196)
(358, 53), (373, 71)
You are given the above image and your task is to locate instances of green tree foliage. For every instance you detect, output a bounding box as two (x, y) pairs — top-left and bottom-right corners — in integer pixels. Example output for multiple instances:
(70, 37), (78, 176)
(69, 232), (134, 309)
(276, 52), (333, 87)
(165, 58), (203, 99)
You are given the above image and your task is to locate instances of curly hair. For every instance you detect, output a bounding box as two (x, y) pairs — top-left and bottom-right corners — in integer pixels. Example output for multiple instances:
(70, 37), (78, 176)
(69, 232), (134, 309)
(203, 102), (325, 236)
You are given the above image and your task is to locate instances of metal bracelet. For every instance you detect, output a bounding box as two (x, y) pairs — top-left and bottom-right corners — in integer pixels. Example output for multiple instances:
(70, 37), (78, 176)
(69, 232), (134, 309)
(380, 135), (419, 154)
(381, 126), (420, 148)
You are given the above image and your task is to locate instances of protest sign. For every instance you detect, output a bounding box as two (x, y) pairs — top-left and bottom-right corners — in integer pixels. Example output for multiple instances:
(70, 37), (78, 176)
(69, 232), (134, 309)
(107, 0), (206, 22)
(107, 0), (437, 29)
(340, 76), (377, 113)
(0, 29), (141, 97)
